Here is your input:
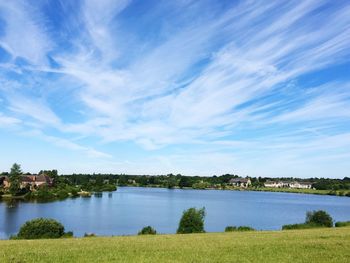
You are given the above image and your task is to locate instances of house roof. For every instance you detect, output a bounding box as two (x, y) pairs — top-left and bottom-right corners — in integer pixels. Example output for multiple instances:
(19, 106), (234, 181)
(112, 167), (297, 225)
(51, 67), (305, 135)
(230, 178), (249, 183)
(36, 174), (52, 183)
(19, 174), (53, 184)
(264, 180), (277, 184)
(298, 182), (312, 185)
(21, 176), (35, 182)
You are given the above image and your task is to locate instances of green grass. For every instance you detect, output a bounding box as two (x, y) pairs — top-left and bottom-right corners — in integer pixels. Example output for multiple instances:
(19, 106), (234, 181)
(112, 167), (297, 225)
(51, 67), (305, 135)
(1, 227), (350, 262)
(251, 187), (335, 195)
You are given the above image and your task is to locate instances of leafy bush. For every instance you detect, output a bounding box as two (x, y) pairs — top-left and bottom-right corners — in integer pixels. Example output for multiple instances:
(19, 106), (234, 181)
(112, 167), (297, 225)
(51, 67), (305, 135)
(138, 226), (157, 235)
(35, 188), (56, 201)
(192, 182), (210, 190)
(56, 189), (69, 199)
(237, 226), (255, 231)
(84, 233), (96, 237)
(282, 223), (321, 230)
(225, 226), (255, 232)
(70, 188), (79, 197)
(177, 207), (205, 234)
(225, 226), (237, 232)
(306, 210), (333, 227)
(16, 218), (65, 239)
(335, 221), (350, 227)
(62, 231), (74, 238)
(282, 210), (333, 230)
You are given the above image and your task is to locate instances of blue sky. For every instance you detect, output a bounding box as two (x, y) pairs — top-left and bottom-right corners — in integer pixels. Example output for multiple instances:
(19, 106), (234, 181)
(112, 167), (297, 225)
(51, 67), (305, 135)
(0, 0), (349, 177)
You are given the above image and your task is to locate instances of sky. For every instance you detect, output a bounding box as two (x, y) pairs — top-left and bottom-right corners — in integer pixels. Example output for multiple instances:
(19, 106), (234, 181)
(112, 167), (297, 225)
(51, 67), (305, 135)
(0, 0), (349, 178)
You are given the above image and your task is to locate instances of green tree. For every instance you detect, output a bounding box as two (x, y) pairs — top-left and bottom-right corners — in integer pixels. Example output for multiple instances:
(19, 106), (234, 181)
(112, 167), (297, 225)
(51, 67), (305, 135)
(179, 176), (192, 188)
(225, 226), (237, 232)
(138, 226), (157, 235)
(177, 207), (206, 234)
(166, 175), (177, 189)
(305, 210), (333, 227)
(9, 163), (22, 195)
(15, 218), (66, 239)
(10, 163), (22, 176)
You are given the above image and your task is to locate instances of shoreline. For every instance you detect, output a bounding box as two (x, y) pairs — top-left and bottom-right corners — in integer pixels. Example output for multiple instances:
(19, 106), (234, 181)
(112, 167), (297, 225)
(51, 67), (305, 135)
(1, 185), (348, 203)
(120, 185), (348, 197)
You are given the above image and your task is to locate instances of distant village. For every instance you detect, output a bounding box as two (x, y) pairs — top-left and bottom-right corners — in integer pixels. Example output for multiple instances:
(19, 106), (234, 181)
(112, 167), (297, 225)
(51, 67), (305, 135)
(228, 177), (313, 189)
(1, 175), (313, 190)
(0, 174), (53, 190)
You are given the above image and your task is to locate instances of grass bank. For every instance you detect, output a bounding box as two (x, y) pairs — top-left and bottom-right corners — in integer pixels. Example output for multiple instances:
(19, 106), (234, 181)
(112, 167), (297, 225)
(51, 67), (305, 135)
(249, 187), (332, 195)
(1, 227), (350, 263)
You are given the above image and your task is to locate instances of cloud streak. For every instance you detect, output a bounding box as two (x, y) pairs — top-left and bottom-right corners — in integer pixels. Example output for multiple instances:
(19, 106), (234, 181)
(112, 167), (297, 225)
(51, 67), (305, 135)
(0, 0), (349, 176)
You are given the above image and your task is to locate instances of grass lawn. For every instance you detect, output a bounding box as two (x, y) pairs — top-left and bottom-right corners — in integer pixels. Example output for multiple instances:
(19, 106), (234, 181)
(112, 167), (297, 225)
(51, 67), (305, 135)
(252, 187), (332, 195)
(1, 227), (350, 263)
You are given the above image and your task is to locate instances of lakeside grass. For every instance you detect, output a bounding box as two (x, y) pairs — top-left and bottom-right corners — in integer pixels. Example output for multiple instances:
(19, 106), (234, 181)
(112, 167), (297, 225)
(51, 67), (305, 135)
(1, 227), (350, 262)
(250, 187), (332, 195)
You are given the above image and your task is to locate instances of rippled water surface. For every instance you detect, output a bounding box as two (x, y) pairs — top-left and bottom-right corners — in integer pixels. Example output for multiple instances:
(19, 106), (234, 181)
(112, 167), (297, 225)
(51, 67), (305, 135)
(1, 187), (350, 238)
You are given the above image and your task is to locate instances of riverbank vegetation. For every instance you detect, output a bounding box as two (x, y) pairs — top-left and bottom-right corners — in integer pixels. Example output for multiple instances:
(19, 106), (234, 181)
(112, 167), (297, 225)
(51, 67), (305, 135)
(10, 218), (72, 240)
(282, 210), (334, 230)
(0, 164), (117, 202)
(1, 163), (350, 202)
(1, 227), (350, 263)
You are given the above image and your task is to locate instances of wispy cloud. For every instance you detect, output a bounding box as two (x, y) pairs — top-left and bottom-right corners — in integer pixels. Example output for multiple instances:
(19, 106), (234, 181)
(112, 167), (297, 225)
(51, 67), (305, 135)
(0, 0), (349, 176)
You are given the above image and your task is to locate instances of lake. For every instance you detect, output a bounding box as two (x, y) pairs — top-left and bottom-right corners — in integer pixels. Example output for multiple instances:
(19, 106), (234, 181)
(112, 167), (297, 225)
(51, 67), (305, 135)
(1, 187), (350, 239)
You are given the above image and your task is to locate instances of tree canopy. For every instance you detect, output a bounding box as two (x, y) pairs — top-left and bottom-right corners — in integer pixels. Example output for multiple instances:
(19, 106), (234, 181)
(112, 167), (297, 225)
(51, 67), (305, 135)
(177, 207), (206, 234)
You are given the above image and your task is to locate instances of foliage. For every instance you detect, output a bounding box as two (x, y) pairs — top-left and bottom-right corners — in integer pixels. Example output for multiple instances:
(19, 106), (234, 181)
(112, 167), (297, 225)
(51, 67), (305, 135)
(35, 187), (56, 201)
(225, 226), (255, 232)
(177, 207), (206, 234)
(9, 163), (22, 195)
(166, 175), (177, 189)
(56, 189), (69, 199)
(15, 218), (65, 239)
(3, 164), (350, 202)
(335, 221), (350, 227)
(138, 226), (157, 235)
(282, 210), (333, 230)
(178, 176), (192, 188)
(236, 226), (255, 231)
(305, 210), (333, 227)
(70, 188), (79, 197)
(225, 226), (237, 232)
(192, 181), (210, 189)
(84, 233), (96, 237)
(282, 223), (321, 230)
(10, 163), (22, 176)
(62, 231), (74, 238)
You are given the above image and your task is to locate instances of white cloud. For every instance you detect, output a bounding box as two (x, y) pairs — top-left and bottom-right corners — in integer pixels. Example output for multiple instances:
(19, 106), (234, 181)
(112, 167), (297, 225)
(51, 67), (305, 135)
(0, 1), (51, 65)
(0, 1), (349, 176)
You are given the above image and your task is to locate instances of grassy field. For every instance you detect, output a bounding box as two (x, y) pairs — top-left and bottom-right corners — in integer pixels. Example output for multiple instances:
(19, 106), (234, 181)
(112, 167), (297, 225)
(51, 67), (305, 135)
(251, 187), (333, 195)
(1, 227), (350, 263)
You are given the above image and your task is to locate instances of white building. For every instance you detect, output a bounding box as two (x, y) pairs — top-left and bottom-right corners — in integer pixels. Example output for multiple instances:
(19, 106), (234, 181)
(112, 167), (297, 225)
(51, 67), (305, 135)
(264, 180), (312, 189)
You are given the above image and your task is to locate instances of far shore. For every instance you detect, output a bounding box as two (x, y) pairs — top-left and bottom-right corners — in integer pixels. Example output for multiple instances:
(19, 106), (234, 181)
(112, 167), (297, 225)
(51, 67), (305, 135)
(119, 184), (347, 197)
(1, 185), (348, 203)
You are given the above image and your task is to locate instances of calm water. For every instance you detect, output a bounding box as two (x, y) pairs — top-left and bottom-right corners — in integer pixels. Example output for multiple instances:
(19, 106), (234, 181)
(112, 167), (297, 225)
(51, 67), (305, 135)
(1, 187), (350, 239)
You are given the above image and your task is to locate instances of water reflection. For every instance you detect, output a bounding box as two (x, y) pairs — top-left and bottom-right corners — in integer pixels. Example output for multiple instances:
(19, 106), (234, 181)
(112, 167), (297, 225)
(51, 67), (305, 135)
(1, 187), (350, 239)
(2, 199), (20, 238)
